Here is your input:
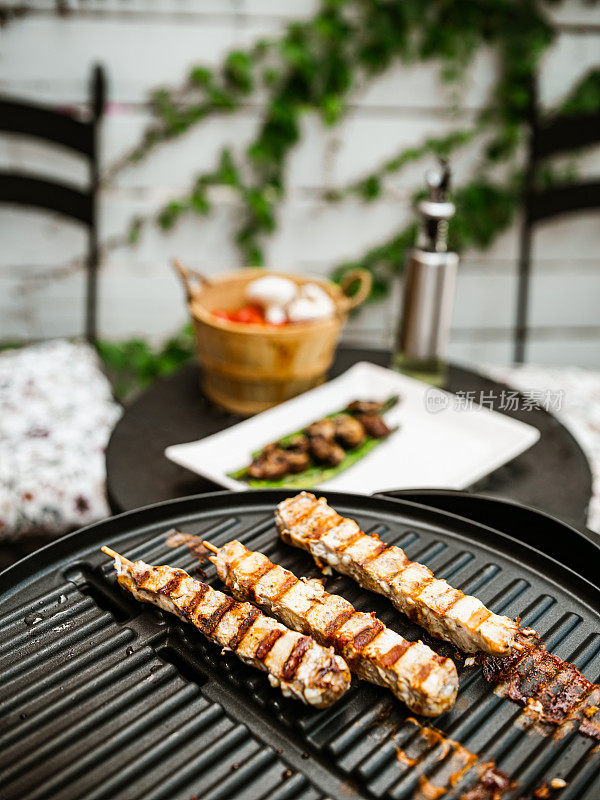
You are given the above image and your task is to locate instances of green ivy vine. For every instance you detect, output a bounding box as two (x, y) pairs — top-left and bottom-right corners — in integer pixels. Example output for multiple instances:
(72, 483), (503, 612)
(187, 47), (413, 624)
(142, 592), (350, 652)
(97, 1), (599, 395)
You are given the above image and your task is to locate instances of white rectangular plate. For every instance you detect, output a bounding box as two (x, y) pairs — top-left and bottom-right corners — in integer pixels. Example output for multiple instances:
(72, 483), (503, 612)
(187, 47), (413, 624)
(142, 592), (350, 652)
(165, 362), (540, 494)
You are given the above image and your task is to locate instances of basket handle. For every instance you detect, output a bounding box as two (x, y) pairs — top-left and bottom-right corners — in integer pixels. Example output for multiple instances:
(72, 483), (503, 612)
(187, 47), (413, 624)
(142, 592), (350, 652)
(172, 258), (210, 302)
(338, 269), (372, 311)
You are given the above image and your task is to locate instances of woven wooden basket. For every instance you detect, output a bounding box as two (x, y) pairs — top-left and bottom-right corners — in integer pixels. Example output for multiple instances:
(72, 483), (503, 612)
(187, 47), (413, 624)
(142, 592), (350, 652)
(174, 263), (371, 415)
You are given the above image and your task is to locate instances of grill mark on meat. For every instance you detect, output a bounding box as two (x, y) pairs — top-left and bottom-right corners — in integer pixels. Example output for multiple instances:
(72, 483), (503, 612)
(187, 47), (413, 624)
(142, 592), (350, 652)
(211, 539), (459, 715)
(468, 607), (492, 628)
(379, 567), (408, 586)
(181, 585), (210, 619)
(356, 540), (388, 565)
(428, 589), (464, 614)
(371, 550), (412, 584)
(323, 609), (354, 643)
(379, 640), (412, 668)
(282, 636), (312, 680)
(272, 574), (299, 602)
(279, 493), (518, 656)
(133, 569), (151, 588)
(409, 573), (436, 596)
(416, 661), (435, 686)
(228, 606), (260, 650)
(109, 554), (352, 709)
(352, 621), (385, 651)
(308, 516), (339, 540)
(304, 599), (322, 624)
(333, 529), (363, 552)
(290, 499), (342, 541)
(288, 498), (322, 530)
(238, 557), (275, 596)
(158, 571), (186, 596)
(256, 629), (284, 661)
(481, 629), (600, 741)
(200, 597), (235, 635)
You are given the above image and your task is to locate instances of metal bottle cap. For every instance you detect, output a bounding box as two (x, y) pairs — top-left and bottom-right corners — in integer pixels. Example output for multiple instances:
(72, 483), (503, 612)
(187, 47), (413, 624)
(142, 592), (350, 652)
(417, 160), (455, 253)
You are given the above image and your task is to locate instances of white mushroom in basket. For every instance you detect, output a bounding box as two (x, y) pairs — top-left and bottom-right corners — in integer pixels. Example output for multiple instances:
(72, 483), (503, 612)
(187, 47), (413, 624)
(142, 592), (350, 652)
(245, 275), (297, 308)
(245, 275), (296, 325)
(245, 275), (335, 324)
(287, 283), (334, 322)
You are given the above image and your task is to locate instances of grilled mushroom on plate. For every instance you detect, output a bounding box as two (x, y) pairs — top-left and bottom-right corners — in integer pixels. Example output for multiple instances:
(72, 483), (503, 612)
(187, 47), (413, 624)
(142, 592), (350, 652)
(309, 436), (345, 466)
(333, 414), (366, 448)
(346, 400), (386, 415)
(355, 413), (392, 439)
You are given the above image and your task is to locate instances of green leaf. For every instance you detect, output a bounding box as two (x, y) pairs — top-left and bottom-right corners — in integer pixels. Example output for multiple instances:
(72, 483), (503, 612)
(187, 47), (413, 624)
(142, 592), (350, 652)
(191, 190), (210, 216)
(358, 175), (381, 201)
(321, 94), (344, 125)
(189, 66), (212, 87)
(127, 217), (144, 245)
(224, 50), (254, 95)
(117, 0), (580, 319)
(560, 68), (600, 115)
(157, 199), (189, 230)
(217, 149), (240, 186)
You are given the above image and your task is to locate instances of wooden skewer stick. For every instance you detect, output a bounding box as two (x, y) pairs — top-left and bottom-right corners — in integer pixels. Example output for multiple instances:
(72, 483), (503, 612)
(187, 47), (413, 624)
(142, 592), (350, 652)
(201, 540), (219, 554)
(101, 545), (133, 567)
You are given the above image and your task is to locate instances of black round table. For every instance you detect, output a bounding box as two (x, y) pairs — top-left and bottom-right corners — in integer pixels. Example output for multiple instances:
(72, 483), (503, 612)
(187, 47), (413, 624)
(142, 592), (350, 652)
(106, 347), (592, 529)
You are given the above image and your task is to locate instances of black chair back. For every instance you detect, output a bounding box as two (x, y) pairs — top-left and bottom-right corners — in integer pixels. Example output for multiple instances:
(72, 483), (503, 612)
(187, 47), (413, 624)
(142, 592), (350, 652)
(0, 66), (105, 343)
(515, 78), (600, 362)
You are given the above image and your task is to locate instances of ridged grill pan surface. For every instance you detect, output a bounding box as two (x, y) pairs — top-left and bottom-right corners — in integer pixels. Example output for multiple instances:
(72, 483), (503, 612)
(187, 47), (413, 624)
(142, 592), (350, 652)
(1, 489), (599, 800)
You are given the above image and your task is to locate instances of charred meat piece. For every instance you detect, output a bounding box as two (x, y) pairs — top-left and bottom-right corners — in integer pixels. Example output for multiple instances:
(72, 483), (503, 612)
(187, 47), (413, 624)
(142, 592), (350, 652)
(310, 436), (345, 466)
(276, 493), (518, 656)
(356, 413), (392, 439)
(211, 541), (458, 716)
(102, 548), (351, 708)
(462, 767), (515, 800)
(346, 399), (385, 415)
(481, 628), (600, 739)
(333, 414), (366, 448)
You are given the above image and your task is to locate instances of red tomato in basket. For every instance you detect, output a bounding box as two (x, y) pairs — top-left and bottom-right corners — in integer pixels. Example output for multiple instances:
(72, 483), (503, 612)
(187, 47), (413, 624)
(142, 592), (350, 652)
(230, 304), (266, 324)
(212, 309), (232, 321)
(212, 304), (268, 324)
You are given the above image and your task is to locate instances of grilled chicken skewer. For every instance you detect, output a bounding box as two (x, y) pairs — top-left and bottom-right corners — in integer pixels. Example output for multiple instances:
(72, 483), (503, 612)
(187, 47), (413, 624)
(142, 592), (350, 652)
(206, 540), (458, 716)
(101, 546), (351, 708)
(275, 494), (518, 656)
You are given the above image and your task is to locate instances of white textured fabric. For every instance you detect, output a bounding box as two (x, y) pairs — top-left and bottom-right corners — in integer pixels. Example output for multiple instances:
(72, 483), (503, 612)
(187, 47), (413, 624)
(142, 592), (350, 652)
(0, 340), (122, 540)
(480, 364), (600, 534)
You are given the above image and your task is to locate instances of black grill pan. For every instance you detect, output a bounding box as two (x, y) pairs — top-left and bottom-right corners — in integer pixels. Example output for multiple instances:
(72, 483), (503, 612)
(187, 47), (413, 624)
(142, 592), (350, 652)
(1, 489), (599, 800)
(376, 489), (600, 590)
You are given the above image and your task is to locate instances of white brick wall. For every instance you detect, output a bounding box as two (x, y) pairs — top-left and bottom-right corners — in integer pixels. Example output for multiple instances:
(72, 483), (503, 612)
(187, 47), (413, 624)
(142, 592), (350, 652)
(1, 0), (599, 366)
